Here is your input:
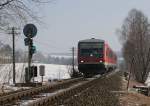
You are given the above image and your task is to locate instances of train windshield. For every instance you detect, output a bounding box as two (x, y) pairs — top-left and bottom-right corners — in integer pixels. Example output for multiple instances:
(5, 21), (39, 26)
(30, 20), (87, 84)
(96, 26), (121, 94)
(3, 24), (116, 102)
(79, 43), (103, 57)
(80, 48), (103, 57)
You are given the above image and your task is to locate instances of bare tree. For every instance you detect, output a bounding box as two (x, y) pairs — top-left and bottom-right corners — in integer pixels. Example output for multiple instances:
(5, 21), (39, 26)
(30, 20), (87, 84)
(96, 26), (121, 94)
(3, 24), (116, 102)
(0, 0), (52, 30)
(119, 9), (150, 83)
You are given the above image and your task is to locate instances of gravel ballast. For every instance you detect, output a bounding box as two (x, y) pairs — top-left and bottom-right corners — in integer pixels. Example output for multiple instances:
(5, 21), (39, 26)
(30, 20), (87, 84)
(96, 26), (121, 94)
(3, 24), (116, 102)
(55, 72), (122, 106)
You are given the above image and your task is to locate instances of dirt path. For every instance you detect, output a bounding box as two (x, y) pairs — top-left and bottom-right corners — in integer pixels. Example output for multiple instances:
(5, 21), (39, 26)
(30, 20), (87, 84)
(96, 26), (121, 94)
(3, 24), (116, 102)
(120, 77), (150, 106)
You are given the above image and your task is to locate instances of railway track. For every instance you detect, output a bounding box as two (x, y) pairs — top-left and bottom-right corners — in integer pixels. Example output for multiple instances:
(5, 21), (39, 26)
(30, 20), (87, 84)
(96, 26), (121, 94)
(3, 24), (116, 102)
(28, 72), (113, 106)
(0, 77), (84, 106)
(0, 70), (117, 106)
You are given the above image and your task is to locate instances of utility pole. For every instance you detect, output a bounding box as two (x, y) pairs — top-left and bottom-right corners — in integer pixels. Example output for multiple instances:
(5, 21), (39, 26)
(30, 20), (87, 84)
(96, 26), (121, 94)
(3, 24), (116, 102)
(72, 47), (75, 74)
(8, 27), (20, 85)
(28, 37), (32, 83)
(12, 27), (15, 85)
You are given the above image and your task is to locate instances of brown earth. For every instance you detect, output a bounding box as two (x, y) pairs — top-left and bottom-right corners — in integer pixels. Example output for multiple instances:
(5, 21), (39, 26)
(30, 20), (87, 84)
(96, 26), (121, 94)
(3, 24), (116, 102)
(120, 78), (150, 106)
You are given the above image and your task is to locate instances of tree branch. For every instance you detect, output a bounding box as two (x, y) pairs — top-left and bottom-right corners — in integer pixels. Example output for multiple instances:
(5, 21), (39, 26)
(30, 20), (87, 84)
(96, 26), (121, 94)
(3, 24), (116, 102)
(0, 0), (16, 9)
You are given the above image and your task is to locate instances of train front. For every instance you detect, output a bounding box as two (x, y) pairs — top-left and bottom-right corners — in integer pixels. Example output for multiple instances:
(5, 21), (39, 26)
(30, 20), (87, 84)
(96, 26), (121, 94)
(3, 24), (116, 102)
(78, 38), (105, 76)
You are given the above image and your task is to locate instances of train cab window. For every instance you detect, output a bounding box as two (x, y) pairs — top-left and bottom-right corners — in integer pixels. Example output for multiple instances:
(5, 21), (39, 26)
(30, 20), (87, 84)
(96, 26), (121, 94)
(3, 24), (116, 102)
(80, 48), (103, 57)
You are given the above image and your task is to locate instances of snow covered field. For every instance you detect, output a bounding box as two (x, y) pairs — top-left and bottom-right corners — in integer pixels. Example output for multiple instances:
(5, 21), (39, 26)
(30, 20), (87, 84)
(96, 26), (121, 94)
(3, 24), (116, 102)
(0, 63), (71, 85)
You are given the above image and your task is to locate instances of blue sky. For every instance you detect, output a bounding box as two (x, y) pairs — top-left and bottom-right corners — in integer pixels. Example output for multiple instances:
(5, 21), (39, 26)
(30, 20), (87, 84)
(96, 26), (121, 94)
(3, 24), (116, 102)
(16, 0), (150, 54)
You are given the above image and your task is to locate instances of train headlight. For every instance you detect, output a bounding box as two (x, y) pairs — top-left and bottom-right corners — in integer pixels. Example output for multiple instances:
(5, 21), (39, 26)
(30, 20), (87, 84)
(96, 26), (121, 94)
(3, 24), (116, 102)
(99, 60), (103, 63)
(81, 60), (84, 63)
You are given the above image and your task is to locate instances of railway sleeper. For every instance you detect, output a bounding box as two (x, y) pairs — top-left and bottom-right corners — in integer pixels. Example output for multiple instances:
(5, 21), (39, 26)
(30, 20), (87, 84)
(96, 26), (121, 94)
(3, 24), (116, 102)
(29, 78), (98, 106)
(0, 78), (84, 105)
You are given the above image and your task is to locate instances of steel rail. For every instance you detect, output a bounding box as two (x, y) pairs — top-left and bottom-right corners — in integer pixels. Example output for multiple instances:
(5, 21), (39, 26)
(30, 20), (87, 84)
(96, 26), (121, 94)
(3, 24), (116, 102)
(28, 71), (116, 106)
(28, 75), (109, 106)
(0, 77), (83, 105)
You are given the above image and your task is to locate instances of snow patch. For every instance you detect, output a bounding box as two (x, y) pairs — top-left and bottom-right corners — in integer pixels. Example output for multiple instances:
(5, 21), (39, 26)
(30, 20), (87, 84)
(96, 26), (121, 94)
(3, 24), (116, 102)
(0, 63), (70, 85)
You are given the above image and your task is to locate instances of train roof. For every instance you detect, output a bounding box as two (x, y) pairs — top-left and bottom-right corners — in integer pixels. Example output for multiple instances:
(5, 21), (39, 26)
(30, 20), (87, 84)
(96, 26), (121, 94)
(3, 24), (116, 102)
(79, 38), (104, 43)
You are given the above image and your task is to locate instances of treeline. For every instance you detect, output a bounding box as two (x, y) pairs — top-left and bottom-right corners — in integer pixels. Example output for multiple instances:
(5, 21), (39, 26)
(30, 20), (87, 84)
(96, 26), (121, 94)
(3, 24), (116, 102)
(0, 42), (75, 65)
(0, 42), (12, 63)
(32, 52), (76, 65)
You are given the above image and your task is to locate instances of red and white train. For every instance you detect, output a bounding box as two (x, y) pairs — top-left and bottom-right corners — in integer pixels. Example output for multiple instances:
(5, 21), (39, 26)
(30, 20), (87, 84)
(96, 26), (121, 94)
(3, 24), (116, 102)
(78, 38), (117, 76)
